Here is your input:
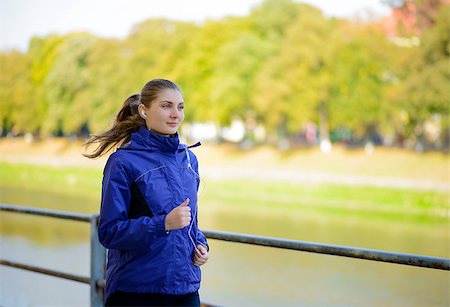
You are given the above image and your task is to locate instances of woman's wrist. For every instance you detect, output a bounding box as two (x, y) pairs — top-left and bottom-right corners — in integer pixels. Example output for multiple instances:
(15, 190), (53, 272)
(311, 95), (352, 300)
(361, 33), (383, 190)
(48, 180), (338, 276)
(164, 217), (171, 232)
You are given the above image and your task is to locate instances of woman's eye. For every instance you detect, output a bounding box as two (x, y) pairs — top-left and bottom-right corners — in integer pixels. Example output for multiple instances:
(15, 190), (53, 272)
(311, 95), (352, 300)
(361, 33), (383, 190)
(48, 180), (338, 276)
(178, 105), (184, 110)
(162, 104), (170, 109)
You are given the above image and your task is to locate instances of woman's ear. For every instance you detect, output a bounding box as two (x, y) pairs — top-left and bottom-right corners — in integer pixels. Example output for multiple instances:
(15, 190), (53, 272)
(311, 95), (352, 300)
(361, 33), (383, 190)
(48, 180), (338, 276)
(138, 104), (147, 119)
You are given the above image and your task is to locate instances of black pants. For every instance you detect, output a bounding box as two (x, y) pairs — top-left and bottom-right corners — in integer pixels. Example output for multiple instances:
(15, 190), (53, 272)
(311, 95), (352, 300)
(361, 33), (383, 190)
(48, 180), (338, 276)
(105, 290), (200, 307)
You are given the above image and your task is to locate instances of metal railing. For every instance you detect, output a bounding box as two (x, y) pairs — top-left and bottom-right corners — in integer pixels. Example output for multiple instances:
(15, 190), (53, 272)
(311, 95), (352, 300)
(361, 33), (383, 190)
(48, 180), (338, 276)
(0, 204), (106, 306)
(1, 203), (449, 307)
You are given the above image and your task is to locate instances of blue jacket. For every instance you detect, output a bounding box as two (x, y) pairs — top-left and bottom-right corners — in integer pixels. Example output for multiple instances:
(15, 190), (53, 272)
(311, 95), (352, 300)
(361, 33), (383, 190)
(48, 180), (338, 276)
(98, 127), (208, 299)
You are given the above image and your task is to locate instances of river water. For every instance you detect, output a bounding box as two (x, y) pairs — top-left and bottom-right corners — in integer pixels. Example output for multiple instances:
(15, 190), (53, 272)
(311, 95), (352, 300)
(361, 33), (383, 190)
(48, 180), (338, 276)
(0, 187), (448, 306)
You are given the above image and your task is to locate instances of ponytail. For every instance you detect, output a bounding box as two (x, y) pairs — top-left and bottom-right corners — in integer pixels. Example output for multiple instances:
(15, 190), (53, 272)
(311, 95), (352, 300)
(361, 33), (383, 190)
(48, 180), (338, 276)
(84, 78), (182, 159)
(83, 94), (145, 159)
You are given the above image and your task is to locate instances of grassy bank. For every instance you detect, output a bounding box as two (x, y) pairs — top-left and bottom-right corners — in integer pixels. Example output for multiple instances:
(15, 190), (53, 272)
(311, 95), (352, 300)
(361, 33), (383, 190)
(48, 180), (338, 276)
(1, 162), (448, 222)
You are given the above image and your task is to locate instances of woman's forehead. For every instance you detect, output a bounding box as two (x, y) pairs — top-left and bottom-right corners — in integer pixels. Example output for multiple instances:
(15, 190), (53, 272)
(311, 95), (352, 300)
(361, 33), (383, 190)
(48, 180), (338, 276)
(156, 88), (184, 103)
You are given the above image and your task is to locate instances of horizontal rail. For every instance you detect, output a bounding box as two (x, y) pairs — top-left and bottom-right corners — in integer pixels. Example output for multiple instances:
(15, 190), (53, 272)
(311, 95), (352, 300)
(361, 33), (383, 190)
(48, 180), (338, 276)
(1, 205), (448, 271)
(0, 259), (90, 284)
(0, 203), (92, 222)
(202, 230), (450, 271)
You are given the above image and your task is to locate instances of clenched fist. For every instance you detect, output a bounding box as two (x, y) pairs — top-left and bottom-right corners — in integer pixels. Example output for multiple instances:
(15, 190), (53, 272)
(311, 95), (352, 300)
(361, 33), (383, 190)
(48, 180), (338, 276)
(165, 198), (191, 231)
(193, 244), (208, 267)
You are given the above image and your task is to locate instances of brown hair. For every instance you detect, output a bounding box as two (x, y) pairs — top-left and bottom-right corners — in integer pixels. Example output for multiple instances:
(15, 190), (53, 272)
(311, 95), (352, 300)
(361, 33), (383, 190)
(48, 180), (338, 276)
(83, 79), (181, 159)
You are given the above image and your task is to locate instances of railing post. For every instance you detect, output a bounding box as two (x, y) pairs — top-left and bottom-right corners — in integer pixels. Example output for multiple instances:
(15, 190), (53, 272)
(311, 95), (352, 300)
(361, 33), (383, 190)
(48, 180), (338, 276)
(90, 214), (106, 307)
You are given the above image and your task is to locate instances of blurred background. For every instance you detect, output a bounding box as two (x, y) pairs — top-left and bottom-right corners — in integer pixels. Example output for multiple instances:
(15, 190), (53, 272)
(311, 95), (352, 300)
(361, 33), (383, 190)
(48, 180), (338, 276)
(0, 0), (449, 306)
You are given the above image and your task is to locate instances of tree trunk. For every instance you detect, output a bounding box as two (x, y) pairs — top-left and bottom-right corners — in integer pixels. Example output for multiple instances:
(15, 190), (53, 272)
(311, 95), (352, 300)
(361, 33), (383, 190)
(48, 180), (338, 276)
(319, 100), (331, 152)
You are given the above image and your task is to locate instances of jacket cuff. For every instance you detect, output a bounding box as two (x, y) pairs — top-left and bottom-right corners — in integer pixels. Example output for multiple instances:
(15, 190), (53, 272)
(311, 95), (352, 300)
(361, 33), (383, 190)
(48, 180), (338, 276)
(154, 214), (170, 236)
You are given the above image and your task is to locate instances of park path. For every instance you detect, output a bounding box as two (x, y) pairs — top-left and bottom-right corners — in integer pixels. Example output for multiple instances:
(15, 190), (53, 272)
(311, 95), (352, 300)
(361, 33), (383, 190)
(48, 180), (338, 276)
(201, 166), (449, 192)
(0, 142), (448, 193)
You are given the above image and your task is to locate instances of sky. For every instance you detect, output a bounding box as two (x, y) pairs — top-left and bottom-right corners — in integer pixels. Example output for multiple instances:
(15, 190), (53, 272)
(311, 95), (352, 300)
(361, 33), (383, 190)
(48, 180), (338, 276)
(0, 0), (391, 52)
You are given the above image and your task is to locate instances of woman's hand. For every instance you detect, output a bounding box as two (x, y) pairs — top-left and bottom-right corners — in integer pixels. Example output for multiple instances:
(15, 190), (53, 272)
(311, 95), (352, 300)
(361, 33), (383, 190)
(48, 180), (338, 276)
(165, 199), (191, 231)
(193, 244), (208, 267)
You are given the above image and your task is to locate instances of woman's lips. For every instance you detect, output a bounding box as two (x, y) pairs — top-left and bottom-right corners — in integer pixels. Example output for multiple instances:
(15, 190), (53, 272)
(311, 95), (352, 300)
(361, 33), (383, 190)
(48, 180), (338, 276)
(167, 122), (178, 127)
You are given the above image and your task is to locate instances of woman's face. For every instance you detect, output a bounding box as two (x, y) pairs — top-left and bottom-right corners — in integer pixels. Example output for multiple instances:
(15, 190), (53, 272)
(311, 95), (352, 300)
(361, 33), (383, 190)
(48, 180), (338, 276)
(143, 88), (185, 136)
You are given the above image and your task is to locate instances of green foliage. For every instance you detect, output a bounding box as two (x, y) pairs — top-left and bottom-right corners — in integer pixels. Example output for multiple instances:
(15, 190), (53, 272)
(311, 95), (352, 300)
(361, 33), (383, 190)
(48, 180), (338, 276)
(177, 17), (245, 122)
(0, 51), (32, 132)
(251, 4), (346, 141)
(329, 24), (394, 137)
(212, 31), (275, 124)
(26, 35), (66, 133)
(404, 6), (449, 124)
(0, 0), (448, 149)
(43, 33), (98, 135)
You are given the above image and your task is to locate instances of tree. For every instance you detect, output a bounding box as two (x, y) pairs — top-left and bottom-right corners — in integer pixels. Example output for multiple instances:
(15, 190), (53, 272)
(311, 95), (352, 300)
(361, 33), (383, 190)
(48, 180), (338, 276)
(40, 33), (97, 135)
(210, 31), (275, 125)
(252, 4), (339, 144)
(80, 38), (131, 134)
(173, 17), (246, 122)
(0, 51), (32, 135)
(392, 4), (449, 149)
(329, 22), (394, 143)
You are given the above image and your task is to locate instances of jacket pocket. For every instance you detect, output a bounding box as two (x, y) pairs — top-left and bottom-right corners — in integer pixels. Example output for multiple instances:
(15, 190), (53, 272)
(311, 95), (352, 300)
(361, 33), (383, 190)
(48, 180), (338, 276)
(135, 165), (174, 215)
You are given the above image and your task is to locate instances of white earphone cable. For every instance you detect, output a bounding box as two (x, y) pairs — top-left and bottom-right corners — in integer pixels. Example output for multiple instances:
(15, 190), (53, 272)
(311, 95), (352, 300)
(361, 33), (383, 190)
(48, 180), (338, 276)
(184, 145), (205, 250)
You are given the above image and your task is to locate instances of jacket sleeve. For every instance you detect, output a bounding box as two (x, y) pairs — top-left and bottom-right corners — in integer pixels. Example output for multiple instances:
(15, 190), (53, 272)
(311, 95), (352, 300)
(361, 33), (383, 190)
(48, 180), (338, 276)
(191, 152), (209, 251)
(98, 153), (168, 251)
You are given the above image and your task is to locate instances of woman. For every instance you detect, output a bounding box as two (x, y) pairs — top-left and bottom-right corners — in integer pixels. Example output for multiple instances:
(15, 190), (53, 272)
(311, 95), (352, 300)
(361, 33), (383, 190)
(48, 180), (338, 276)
(84, 79), (209, 306)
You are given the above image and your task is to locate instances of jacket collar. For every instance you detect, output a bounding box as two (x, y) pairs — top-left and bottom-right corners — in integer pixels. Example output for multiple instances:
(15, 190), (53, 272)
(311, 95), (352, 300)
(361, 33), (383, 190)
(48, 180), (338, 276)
(130, 126), (180, 152)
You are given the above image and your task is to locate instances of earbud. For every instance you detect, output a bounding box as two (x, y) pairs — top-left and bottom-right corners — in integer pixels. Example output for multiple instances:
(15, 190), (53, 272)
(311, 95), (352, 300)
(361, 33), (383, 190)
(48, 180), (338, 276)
(141, 112), (147, 118)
